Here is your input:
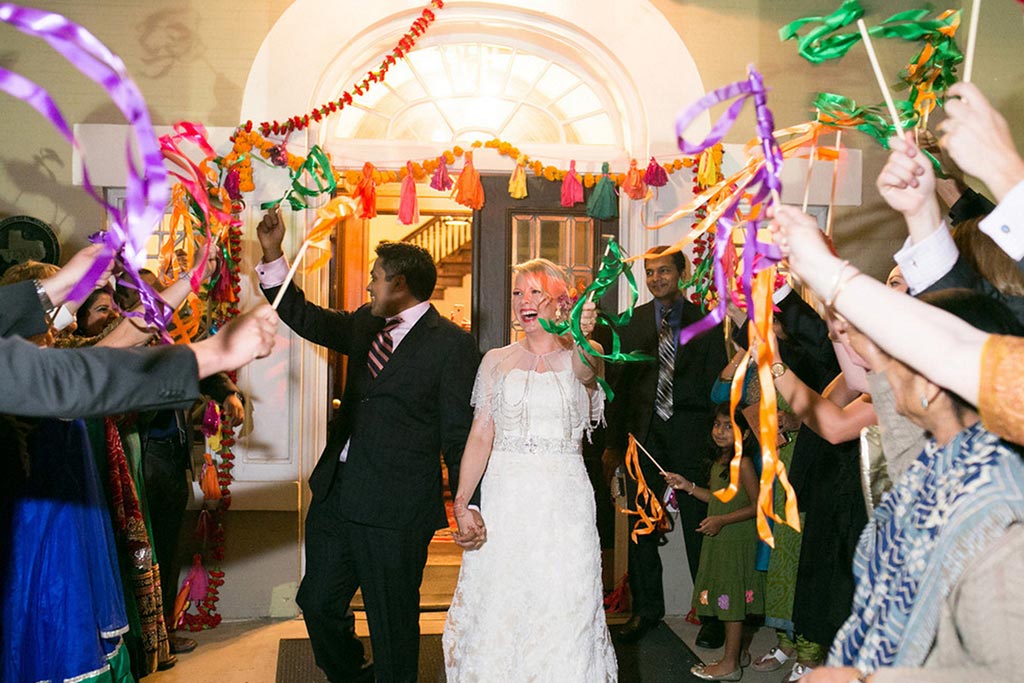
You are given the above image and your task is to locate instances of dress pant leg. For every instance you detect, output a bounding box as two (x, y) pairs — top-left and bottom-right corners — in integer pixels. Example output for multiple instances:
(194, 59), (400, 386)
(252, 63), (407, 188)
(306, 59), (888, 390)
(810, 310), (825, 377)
(295, 477), (366, 681)
(349, 522), (434, 683)
(625, 419), (670, 621)
(141, 438), (190, 624)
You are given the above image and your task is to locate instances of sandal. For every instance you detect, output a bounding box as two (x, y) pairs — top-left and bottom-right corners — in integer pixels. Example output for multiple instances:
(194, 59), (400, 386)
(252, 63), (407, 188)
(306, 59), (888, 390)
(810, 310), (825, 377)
(751, 646), (792, 672)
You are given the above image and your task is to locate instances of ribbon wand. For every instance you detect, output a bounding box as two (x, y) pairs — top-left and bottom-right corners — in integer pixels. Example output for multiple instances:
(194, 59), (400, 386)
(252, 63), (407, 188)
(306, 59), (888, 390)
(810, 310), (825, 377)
(857, 18), (903, 131)
(631, 435), (667, 474)
(962, 0), (981, 82)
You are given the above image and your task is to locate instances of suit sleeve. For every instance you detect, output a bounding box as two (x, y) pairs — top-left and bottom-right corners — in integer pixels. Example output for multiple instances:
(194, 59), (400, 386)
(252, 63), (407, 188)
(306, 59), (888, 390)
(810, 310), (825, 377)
(261, 281), (359, 353)
(0, 335), (200, 417)
(0, 281), (50, 339)
(438, 331), (481, 506)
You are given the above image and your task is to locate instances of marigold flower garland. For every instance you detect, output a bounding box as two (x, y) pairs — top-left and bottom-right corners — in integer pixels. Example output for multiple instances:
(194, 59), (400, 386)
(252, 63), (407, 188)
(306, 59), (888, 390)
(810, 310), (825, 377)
(244, 0), (445, 137)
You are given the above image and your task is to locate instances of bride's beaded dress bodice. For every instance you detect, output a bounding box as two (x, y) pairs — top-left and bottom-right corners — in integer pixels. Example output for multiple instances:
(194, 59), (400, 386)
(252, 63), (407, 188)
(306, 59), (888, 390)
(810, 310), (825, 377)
(443, 343), (617, 682)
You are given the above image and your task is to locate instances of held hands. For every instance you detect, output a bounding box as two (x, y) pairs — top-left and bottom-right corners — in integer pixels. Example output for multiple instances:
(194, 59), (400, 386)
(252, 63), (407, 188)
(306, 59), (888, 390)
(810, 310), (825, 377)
(696, 515), (724, 537)
(938, 82), (1024, 200)
(453, 502), (487, 550)
(256, 206), (286, 262)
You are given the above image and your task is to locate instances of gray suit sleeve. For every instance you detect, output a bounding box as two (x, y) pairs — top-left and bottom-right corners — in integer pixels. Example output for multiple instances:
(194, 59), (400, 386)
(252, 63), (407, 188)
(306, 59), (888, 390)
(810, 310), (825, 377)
(0, 335), (201, 417)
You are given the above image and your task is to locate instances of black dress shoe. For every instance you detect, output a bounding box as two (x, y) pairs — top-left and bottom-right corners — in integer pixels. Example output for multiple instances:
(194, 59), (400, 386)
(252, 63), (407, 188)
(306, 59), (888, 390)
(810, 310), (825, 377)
(695, 618), (725, 649)
(617, 615), (660, 643)
(334, 660), (374, 683)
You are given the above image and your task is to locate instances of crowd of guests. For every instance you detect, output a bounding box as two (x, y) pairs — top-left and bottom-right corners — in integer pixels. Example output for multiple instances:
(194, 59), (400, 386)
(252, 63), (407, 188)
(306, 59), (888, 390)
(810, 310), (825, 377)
(3, 78), (1024, 683)
(604, 80), (1023, 683)
(1, 248), (273, 682)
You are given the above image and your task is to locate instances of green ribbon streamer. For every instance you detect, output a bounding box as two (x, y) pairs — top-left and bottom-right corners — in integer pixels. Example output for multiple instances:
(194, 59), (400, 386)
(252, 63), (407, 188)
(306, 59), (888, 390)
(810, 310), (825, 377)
(782, 2), (963, 66)
(260, 145), (337, 211)
(778, 0), (865, 64)
(539, 239), (651, 400)
(814, 92), (919, 146)
(681, 254), (716, 314)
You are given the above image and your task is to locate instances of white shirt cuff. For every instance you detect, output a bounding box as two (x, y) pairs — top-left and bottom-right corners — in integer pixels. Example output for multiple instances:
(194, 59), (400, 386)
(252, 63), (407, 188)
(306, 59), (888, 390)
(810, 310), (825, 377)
(980, 179), (1024, 261)
(772, 282), (792, 305)
(892, 223), (959, 295)
(255, 256), (290, 288)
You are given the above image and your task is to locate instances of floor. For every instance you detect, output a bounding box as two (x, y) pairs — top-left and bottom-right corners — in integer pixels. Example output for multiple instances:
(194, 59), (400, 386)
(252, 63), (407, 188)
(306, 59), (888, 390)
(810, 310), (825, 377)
(148, 615), (795, 683)
(149, 537), (798, 683)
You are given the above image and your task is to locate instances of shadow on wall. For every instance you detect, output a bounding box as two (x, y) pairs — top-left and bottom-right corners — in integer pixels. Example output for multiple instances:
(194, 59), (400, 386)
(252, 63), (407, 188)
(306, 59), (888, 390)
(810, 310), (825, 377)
(0, 150), (97, 241)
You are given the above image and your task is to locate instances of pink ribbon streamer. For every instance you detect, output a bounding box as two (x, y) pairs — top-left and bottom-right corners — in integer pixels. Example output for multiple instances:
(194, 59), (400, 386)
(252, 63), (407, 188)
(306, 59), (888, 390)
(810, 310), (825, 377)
(0, 4), (170, 328)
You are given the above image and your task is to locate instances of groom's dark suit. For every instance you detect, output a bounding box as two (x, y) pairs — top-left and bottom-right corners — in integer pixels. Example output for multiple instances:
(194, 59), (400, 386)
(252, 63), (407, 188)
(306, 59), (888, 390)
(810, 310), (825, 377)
(264, 281), (478, 683)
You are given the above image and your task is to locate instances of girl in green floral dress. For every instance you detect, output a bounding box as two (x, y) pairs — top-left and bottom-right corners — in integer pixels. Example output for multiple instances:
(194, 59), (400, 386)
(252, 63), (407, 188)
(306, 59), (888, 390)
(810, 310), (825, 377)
(664, 404), (763, 681)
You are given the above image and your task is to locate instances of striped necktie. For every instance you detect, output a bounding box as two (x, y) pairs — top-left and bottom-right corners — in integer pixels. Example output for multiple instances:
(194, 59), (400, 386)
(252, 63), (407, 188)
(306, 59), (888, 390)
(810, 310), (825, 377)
(655, 315), (675, 421)
(368, 317), (403, 378)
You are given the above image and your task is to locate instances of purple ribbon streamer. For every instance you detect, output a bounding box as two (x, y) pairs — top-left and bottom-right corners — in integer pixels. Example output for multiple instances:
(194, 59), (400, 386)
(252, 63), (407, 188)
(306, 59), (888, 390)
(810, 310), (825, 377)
(673, 65), (785, 347)
(0, 4), (171, 330)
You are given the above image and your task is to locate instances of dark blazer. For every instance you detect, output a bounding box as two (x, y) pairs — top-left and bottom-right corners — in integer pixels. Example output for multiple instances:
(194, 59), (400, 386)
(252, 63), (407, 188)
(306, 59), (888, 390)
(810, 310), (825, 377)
(265, 282), (479, 531)
(921, 255), (1024, 327)
(606, 298), (727, 458)
(0, 281), (200, 417)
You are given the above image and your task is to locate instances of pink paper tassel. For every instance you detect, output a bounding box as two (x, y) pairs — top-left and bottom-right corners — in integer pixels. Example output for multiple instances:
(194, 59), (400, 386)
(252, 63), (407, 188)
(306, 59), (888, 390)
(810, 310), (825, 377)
(561, 160), (583, 207)
(185, 554), (209, 604)
(430, 155), (452, 191)
(398, 161), (420, 225)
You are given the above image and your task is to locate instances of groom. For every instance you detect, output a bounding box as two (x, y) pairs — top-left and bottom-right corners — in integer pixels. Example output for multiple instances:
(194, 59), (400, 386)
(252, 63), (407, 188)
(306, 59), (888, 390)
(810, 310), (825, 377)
(256, 210), (481, 682)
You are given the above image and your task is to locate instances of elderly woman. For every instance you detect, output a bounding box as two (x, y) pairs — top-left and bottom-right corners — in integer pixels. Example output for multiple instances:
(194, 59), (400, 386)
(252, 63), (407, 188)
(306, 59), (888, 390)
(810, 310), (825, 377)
(771, 205), (1024, 683)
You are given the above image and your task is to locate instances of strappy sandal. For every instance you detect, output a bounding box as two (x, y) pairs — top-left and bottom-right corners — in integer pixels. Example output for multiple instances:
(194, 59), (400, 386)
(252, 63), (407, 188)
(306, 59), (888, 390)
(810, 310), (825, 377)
(751, 646), (792, 672)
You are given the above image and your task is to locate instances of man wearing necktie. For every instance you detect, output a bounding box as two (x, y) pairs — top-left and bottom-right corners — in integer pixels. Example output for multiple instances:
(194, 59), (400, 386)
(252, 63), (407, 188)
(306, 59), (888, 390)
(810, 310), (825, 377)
(603, 246), (727, 646)
(256, 210), (480, 683)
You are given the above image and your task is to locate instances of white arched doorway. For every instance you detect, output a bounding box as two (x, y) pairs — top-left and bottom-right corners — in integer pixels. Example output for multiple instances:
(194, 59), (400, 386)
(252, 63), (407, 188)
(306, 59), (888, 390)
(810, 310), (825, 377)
(238, 0), (711, 616)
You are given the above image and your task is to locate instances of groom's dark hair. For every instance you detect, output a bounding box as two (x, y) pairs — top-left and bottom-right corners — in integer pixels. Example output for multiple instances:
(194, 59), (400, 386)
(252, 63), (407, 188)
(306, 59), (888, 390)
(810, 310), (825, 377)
(375, 241), (437, 302)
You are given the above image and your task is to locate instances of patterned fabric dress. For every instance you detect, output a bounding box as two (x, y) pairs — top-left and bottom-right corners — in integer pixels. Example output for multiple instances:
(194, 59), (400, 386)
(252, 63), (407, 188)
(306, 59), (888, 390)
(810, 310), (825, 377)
(691, 460), (764, 621)
(443, 343), (617, 681)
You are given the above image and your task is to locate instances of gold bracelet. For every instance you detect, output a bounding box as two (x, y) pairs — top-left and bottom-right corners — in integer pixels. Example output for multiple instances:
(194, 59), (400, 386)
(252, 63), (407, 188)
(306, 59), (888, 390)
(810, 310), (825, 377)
(825, 260), (852, 308)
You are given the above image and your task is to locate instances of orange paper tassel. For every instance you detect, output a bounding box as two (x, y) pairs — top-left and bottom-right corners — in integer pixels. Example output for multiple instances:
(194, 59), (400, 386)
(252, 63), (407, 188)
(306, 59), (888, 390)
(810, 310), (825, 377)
(621, 158), (648, 200)
(356, 162), (377, 219)
(452, 150), (485, 209)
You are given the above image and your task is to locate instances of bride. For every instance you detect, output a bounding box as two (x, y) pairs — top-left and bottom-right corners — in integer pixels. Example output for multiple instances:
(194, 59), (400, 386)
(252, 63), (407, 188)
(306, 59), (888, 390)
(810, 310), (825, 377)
(443, 258), (617, 681)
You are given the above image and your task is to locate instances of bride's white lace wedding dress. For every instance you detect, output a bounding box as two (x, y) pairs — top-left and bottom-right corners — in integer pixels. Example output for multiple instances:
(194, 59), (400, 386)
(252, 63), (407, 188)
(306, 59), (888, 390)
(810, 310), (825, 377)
(443, 342), (617, 682)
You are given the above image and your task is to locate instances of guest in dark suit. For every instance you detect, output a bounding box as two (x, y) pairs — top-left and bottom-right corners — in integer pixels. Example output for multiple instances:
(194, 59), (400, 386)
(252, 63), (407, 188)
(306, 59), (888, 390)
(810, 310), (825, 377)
(602, 246), (726, 644)
(255, 210), (479, 683)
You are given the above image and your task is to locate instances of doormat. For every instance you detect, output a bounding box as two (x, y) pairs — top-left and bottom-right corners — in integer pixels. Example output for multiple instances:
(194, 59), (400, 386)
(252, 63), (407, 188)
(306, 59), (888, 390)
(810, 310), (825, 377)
(278, 624), (706, 682)
(276, 636), (445, 683)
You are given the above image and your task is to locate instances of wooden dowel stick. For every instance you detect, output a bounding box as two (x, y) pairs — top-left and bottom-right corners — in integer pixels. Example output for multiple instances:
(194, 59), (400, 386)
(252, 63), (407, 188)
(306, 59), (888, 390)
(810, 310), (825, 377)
(857, 19), (902, 132)
(963, 0), (982, 83)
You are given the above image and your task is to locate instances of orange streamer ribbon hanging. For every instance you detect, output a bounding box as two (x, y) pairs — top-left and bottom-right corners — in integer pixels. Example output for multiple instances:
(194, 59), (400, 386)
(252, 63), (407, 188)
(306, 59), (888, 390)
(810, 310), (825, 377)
(618, 434), (666, 543)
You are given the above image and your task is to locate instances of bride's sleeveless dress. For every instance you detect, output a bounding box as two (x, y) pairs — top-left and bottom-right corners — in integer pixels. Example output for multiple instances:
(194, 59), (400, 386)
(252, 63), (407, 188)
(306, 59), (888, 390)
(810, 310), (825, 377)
(443, 343), (617, 681)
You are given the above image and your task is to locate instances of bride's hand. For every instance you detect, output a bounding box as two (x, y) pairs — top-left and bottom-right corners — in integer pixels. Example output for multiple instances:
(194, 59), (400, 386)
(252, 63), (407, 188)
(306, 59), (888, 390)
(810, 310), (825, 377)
(579, 300), (597, 338)
(453, 505), (487, 550)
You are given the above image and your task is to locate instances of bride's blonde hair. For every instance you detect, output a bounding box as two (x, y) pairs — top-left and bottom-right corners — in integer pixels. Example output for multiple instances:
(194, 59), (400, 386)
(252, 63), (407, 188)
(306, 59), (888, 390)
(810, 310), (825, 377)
(511, 258), (570, 303)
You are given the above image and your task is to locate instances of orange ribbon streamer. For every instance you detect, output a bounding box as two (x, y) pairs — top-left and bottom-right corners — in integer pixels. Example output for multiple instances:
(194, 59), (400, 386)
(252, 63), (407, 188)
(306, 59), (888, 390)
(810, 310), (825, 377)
(618, 434), (666, 543)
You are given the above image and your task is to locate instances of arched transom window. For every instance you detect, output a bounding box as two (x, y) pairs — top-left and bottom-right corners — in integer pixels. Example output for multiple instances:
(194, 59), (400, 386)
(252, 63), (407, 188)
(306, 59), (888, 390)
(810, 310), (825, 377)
(329, 40), (620, 147)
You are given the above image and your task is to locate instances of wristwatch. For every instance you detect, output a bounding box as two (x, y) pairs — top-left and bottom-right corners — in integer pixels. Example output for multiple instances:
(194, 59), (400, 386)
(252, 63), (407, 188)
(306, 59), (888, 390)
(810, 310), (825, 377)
(770, 361), (788, 379)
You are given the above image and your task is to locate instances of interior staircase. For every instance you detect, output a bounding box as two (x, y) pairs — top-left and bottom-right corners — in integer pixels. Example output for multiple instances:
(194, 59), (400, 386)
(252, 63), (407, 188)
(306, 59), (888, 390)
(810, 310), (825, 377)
(401, 215), (472, 299)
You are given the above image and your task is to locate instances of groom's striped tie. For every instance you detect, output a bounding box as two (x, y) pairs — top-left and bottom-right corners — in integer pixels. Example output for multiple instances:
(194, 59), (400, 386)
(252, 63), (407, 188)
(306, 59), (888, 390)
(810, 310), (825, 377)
(368, 317), (403, 378)
(655, 315), (675, 421)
